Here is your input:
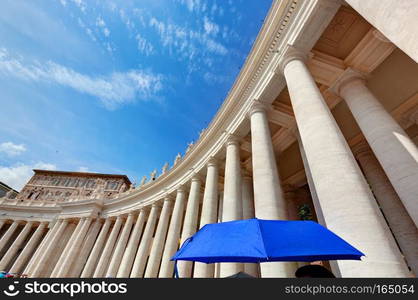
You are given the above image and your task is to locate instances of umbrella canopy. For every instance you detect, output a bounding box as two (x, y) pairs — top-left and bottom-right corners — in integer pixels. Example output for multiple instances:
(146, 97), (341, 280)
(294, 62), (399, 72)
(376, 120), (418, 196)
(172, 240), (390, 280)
(226, 272), (255, 278)
(171, 218), (364, 263)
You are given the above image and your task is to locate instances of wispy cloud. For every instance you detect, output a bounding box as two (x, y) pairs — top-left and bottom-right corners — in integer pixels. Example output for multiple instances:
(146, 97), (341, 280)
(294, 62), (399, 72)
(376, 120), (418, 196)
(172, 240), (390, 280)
(135, 33), (154, 56)
(203, 72), (230, 85)
(0, 162), (57, 191)
(203, 16), (219, 36)
(0, 48), (164, 109)
(96, 16), (111, 37)
(77, 166), (89, 172)
(149, 17), (227, 57)
(0, 142), (27, 157)
(72, 0), (86, 13)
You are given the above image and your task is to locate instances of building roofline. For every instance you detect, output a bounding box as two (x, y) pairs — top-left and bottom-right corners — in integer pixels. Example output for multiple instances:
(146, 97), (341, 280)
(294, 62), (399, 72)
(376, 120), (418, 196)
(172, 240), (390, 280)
(32, 169), (132, 185)
(0, 181), (19, 193)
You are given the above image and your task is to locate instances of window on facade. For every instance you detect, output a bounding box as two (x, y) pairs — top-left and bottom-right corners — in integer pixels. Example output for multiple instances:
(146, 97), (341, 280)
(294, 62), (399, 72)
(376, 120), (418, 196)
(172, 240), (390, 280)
(68, 179), (76, 187)
(86, 179), (94, 188)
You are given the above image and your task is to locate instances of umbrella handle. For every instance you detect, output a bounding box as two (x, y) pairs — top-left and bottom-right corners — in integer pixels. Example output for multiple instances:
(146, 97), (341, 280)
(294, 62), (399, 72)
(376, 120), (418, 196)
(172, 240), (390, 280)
(174, 261), (179, 278)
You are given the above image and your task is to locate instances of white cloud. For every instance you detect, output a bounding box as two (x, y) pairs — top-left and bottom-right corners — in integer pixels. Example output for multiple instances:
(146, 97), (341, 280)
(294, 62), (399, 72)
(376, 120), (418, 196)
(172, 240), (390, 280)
(72, 0), (86, 13)
(0, 162), (57, 191)
(149, 17), (227, 56)
(203, 72), (229, 85)
(77, 166), (89, 172)
(203, 16), (219, 36)
(135, 34), (154, 56)
(96, 16), (110, 37)
(0, 48), (164, 109)
(0, 142), (26, 156)
(103, 27), (110, 37)
(96, 16), (105, 28)
(60, 0), (67, 7)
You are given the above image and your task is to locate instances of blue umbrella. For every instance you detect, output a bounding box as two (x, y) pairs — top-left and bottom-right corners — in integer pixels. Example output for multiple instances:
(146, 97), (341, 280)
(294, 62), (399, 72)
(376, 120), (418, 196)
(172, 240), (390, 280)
(171, 218), (364, 276)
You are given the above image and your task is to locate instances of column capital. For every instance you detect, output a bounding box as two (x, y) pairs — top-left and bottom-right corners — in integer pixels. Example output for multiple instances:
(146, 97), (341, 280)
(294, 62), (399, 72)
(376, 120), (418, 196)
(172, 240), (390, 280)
(278, 45), (308, 74)
(207, 156), (218, 168)
(163, 195), (174, 203)
(176, 184), (186, 194)
(247, 101), (271, 118)
(225, 133), (240, 147)
(151, 202), (162, 209)
(190, 173), (202, 183)
(328, 68), (367, 96)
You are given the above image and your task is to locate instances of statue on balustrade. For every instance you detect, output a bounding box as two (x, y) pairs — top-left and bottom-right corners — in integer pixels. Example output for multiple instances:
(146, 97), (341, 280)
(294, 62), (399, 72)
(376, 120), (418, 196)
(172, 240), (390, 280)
(174, 153), (181, 165)
(150, 169), (157, 181)
(162, 162), (169, 175)
(140, 176), (147, 187)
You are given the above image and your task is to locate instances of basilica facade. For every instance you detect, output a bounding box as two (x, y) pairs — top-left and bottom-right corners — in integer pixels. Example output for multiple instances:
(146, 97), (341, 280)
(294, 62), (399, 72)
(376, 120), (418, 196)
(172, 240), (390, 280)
(0, 0), (417, 278)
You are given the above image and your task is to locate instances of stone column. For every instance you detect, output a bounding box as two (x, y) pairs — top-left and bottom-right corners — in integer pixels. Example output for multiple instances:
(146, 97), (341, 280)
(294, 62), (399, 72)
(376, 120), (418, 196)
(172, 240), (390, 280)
(333, 69), (418, 226)
(0, 220), (20, 253)
(145, 197), (174, 277)
(249, 103), (295, 278)
(353, 141), (418, 276)
(178, 176), (201, 278)
(24, 221), (57, 276)
(281, 48), (410, 277)
(295, 130), (326, 225)
(117, 209), (148, 277)
(55, 217), (92, 277)
(130, 203), (161, 277)
(70, 219), (102, 277)
(194, 158), (219, 278)
(345, 0), (418, 63)
(50, 218), (85, 277)
(31, 219), (69, 277)
(0, 221), (33, 270)
(81, 218), (112, 278)
(241, 172), (259, 277)
(159, 187), (187, 278)
(220, 135), (244, 277)
(249, 103), (288, 219)
(93, 216), (123, 278)
(107, 213), (134, 277)
(9, 222), (47, 274)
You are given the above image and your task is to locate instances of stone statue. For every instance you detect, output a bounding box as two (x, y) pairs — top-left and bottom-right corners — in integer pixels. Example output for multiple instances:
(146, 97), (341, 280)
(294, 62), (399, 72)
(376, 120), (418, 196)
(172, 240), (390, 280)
(126, 182), (135, 193)
(186, 141), (194, 153)
(150, 169), (157, 181)
(174, 153), (181, 165)
(140, 176), (147, 187)
(162, 162), (169, 174)
(199, 128), (205, 137)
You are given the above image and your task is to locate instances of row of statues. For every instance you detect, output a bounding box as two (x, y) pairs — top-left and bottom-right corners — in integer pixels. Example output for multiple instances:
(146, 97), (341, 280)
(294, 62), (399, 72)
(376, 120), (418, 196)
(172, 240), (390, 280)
(128, 143), (191, 192)
(124, 132), (206, 194)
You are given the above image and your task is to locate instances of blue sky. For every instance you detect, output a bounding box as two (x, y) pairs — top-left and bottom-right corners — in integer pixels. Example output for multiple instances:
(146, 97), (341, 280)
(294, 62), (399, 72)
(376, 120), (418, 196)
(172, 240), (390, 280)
(0, 0), (272, 190)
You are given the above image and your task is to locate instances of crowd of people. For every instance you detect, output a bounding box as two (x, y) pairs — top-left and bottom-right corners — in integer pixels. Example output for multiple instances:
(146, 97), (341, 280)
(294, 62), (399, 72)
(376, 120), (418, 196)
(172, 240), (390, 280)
(0, 271), (27, 278)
